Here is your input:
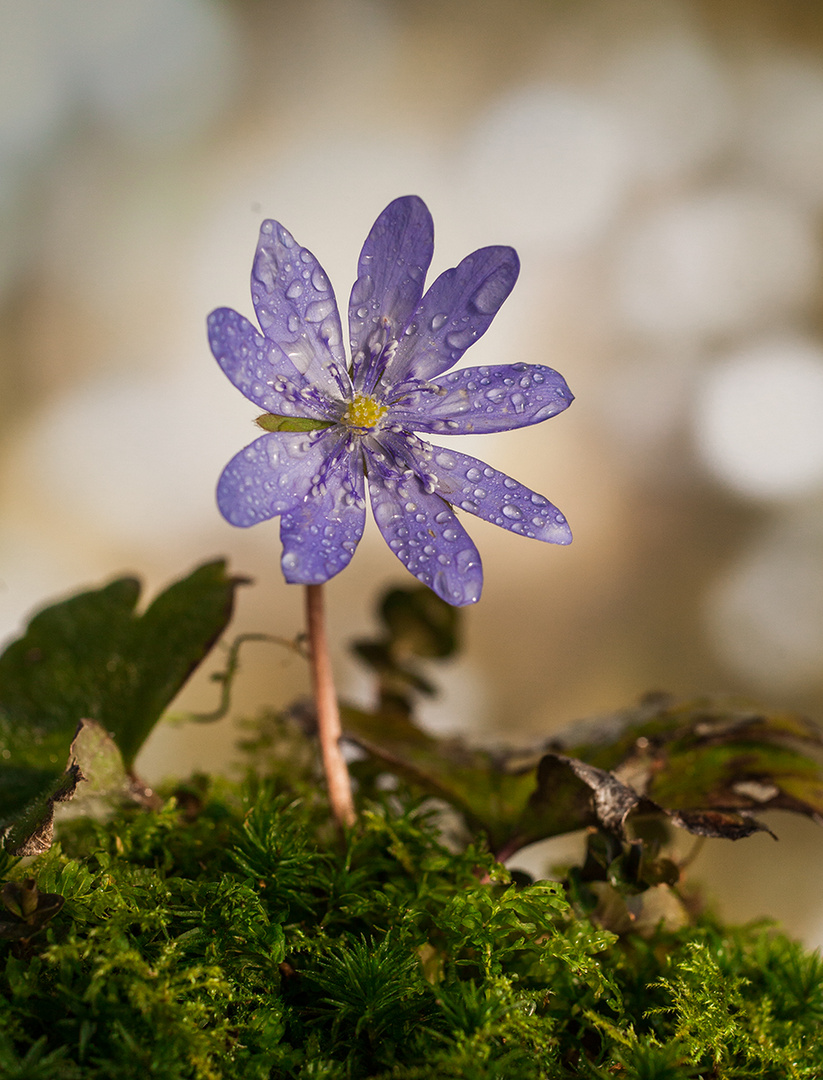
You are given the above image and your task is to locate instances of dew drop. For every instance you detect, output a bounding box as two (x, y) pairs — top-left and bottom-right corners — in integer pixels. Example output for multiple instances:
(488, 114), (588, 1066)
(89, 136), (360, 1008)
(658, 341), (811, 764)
(374, 502), (398, 526)
(286, 281), (303, 299)
(455, 548), (479, 573)
(435, 450), (456, 469)
(311, 265), (329, 291)
(502, 504), (522, 519)
(470, 274), (507, 315)
(466, 467), (481, 481)
(305, 298), (335, 323)
(445, 328), (477, 352)
(430, 312), (449, 331)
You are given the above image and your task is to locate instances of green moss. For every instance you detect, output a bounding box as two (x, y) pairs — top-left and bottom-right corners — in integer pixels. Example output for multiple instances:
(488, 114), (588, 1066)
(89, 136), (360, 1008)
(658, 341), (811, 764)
(0, 763), (821, 1080)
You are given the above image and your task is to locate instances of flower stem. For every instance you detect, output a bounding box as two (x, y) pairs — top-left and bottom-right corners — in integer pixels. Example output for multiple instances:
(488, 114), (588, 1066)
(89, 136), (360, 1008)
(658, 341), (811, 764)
(304, 584), (356, 828)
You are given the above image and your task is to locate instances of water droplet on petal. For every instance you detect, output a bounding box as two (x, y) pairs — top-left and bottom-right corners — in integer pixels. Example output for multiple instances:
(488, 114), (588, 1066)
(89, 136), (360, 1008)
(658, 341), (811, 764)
(455, 548), (479, 573)
(502, 504), (522, 519)
(286, 281), (303, 299)
(374, 501), (399, 526)
(446, 328), (477, 352)
(311, 265), (329, 291)
(305, 298), (335, 323)
(430, 312), (449, 331)
(485, 386), (507, 404)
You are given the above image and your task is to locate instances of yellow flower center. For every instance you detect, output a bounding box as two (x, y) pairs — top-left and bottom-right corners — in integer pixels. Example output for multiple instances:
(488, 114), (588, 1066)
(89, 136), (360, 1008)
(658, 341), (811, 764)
(343, 393), (388, 430)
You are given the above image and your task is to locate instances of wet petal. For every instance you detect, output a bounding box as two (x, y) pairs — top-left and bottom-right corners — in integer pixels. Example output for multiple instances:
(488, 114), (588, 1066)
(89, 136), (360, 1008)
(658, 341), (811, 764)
(365, 444), (483, 606)
(279, 442), (367, 584)
(388, 363), (573, 434)
(216, 429), (338, 527)
(384, 433), (571, 544)
(349, 195), (434, 393)
(251, 219), (350, 402)
(383, 246), (519, 386)
(207, 307), (340, 419)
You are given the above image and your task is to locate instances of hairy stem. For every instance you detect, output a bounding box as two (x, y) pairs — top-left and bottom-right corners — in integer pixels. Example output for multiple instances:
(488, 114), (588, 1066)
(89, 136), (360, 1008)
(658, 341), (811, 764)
(305, 584), (356, 828)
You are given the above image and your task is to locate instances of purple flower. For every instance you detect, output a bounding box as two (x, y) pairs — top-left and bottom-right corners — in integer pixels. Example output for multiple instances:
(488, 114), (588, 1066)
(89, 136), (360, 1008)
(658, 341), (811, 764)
(209, 196), (572, 606)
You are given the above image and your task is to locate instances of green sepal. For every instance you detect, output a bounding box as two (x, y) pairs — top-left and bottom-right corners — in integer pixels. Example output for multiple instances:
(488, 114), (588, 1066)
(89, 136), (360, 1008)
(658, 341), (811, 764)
(255, 414), (333, 432)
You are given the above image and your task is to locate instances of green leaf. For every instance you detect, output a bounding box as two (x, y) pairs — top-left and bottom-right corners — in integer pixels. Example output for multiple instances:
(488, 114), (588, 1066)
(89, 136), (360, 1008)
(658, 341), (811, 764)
(351, 586), (461, 712)
(551, 695), (823, 824)
(0, 560), (246, 834)
(254, 413), (333, 432)
(0, 878), (65, 940)
(378, 587), (460, 659)
(342, 704), (538, 854)
(344, 694), (823, 860)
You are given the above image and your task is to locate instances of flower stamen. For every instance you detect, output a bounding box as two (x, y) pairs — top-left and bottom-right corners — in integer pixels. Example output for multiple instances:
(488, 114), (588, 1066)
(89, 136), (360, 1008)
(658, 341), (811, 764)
(343, 393), (388, 430)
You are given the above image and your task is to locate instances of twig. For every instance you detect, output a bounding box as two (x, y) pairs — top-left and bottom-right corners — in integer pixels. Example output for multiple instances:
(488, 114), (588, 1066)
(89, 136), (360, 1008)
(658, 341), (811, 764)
(190, 632), (306, 723)
(305, 584), (356, 828)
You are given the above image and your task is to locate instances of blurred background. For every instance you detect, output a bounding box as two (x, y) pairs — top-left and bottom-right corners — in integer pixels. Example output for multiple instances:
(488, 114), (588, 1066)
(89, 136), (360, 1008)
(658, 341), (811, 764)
(3, 0), (823, 939)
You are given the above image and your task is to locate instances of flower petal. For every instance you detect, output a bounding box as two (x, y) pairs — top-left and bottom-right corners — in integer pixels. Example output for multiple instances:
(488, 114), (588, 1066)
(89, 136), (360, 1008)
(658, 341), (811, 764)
(207, 307), (340, 419)
(383, 246), (519, 386)
(216, 429), (339, 527)
(279, 442), (367, 584)
(365, 442), (483, 606)
(388, 363), (573, 434)
(349, 195), (434, 393)
(251, 219), (350, 402)
(382, 433), (571, 544)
